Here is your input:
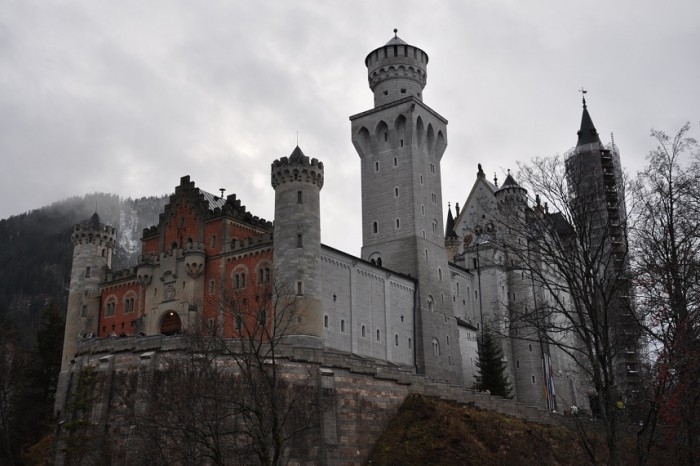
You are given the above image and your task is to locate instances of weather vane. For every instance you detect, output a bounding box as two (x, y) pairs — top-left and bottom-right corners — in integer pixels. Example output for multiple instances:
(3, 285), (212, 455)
(579, 87), (588, 107)
(394, 28), (398, 38)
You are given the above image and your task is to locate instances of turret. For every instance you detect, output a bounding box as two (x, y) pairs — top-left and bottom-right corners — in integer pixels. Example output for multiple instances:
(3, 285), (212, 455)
(61, 213), (117, 370)
(271, 146), (324, 341)
(365, 29), (429, 107)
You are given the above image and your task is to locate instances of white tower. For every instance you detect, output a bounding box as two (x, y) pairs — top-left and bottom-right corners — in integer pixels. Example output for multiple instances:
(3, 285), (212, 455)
(350, 31), (462, 383)
(271, 146), (325, 343)
(61, 213), (116, 370)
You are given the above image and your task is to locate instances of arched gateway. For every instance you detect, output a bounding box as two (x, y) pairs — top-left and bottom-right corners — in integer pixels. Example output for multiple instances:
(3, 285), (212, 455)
(160, 311), (181, 335)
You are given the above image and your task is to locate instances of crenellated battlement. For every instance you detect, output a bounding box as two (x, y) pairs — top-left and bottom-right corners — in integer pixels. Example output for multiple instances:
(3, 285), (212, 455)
(364, 32), (429, 107)
(71, 214), (117, 247)
(226, 232), (274, 254)
(271, 146), (324, 189)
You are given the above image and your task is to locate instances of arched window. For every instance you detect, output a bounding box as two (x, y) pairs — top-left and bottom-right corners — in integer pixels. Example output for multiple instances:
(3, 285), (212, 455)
(324, 315), (329, 328)
(257, 264), (271, 284)
(432, 338), (440, 356)
(361, 325), (366, 338)
(376, 329), (381, 341)
(105, 299), (116, 317)
(341, 320), (345, 332)
(395, 334), (399, 346)
(427, 295), (434, 312)
(233, 267), (248, 289)
(372, 221), (378, 234)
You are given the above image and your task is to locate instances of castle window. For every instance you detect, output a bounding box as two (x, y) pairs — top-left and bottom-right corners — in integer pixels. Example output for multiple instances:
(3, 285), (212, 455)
(408, 338), (412, 349)
(124, 297), (135, 314)
(432, 338), (440, 356)
(394, 187), (399, 197)
(297, 234), (303, 248)
(362, 325), (366, 338)
(297, 191), (303, 203)
(421, 204), (425, 215)
(433, 219), (438, 233)
(395, 218), (400, 229)
(400, 88), (406, 94)
(384, 132), (388, 142)
(400, 139), (404, 147)
(531, 375), (536, 384)
(375, 161), (379, 172)
(234, 271), (247, 289)
(210, 235), (216, 248)
(394, 157), (398, 167)
(372, 221), (378, 234)
(446, 335), (450, 346)
(81, 305), (88, 317)
(395, 334), (399, 346)
(341, 320), (345, 332)
(420, 174), (423, 185)
(529, 344), (533, 352)
(376, 329), (381, 341)
(422, 230), (426, 239)
(235, 314), (242, 331)
(475, 290), (478, 299)
(101, 249), (106, 257)
(376, 257), (382, 266)
(438, 268), (442, 280)
(208, 280), (215, 295)
(430, 163), (435, 174)
(383, 90), (388, 96)
(85, 267), (91, 278)
(516, 360), (520, 368)
(427, 296), (434, 312)
(297, 281), (303, 296)
(105, 301), (116, 317)
(324, 315), (328, 328)
(431, 193), (437, 204)
(257, 265), (271, 284)
(258, 309), (266, 326)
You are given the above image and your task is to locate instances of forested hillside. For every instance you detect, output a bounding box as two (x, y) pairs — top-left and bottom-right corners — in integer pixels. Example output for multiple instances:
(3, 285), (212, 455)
(0, 192), (168, 345)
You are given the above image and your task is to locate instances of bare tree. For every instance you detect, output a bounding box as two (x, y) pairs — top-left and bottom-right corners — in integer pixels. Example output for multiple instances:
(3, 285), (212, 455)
(630, 123), (699, 465)
(496, 152), (638, 465)
(124, 278), (315, 466)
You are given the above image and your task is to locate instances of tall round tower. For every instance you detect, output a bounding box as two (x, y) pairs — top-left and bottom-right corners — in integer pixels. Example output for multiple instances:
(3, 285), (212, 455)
(61, 213), (117, 370)
(365, 29), (429, 107)
(271, 146), (324, 341)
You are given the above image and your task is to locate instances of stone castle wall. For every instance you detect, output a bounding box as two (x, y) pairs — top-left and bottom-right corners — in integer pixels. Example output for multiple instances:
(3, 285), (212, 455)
(55, 336), (595, 466)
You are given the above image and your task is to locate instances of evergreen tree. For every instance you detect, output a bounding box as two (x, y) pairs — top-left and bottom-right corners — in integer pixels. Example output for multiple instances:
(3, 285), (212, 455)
(474, 330), (512, 398)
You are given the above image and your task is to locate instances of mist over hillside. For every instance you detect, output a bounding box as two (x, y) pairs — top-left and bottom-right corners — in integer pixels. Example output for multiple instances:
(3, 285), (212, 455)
(0, 192), (168, 344)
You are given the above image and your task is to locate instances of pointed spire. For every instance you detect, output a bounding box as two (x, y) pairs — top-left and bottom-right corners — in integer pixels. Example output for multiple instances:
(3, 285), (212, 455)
(445, 203), (457, 239)
(576, 91), (601, 146)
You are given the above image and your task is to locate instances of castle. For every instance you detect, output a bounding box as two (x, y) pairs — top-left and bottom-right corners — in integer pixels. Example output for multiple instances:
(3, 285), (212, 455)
(58, 32), (634, 413)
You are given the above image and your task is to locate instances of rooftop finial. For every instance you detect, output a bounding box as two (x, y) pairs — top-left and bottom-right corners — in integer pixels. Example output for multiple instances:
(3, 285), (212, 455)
(494, 172), (498, 187)
(394, 28), (398, 38)
(579, 87), (588, 108)
(219, 188), (226, 198)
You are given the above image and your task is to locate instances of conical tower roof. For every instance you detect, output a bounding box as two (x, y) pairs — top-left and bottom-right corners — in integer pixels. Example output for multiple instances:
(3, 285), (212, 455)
(576, 98), (601, 146)
(445, 206), (457, 239)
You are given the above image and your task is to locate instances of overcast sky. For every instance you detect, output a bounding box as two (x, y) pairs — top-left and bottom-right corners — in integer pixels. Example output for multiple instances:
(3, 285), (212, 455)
(1, 0), (698, 255)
